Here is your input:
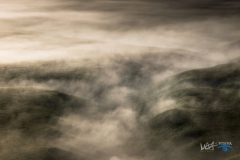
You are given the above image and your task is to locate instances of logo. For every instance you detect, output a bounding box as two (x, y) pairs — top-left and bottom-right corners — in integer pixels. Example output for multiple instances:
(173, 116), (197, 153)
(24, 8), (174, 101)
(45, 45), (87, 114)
(200, 141), (233, 152)
(217, 142), (233, 152)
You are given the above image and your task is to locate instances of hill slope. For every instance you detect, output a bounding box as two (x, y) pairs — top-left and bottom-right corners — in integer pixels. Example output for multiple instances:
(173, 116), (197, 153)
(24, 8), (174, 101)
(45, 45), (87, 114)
(134, 61), (240, 160)
(1, 60), (240, 160)
(0, 87), (90, 160)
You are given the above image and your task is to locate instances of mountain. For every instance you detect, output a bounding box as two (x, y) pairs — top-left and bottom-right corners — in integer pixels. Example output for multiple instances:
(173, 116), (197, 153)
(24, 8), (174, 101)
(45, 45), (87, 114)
(133, 61), (240, 160)
(0, 57), (239, 160)
(0, 87), (90, 160)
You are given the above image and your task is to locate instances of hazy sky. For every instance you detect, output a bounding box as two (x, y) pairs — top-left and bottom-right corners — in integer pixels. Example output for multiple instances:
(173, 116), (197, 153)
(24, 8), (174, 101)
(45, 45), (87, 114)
(0, 0), (240, 63)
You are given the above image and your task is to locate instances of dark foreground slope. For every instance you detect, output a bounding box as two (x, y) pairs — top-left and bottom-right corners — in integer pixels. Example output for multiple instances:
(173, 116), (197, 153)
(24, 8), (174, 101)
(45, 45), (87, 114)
(1, 59), (240, 160)
(136, 61), (240, 160)
(0, 87), (90, 160)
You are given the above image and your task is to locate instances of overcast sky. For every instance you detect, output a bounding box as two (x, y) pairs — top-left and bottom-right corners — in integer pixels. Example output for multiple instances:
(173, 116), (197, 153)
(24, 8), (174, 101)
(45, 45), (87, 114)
(0, 0), (239, 63)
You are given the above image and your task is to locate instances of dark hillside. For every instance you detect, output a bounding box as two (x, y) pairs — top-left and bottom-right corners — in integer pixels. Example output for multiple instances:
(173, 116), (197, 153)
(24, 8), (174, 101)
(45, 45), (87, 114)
(0, 87), (90, 160)
(132, 61), (240, 160)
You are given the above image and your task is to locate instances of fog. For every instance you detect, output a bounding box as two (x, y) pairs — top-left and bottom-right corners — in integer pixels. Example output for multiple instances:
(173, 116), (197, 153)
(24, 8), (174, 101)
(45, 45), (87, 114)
(1, 0), (240, 63)
(0, 0), (240, 160)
